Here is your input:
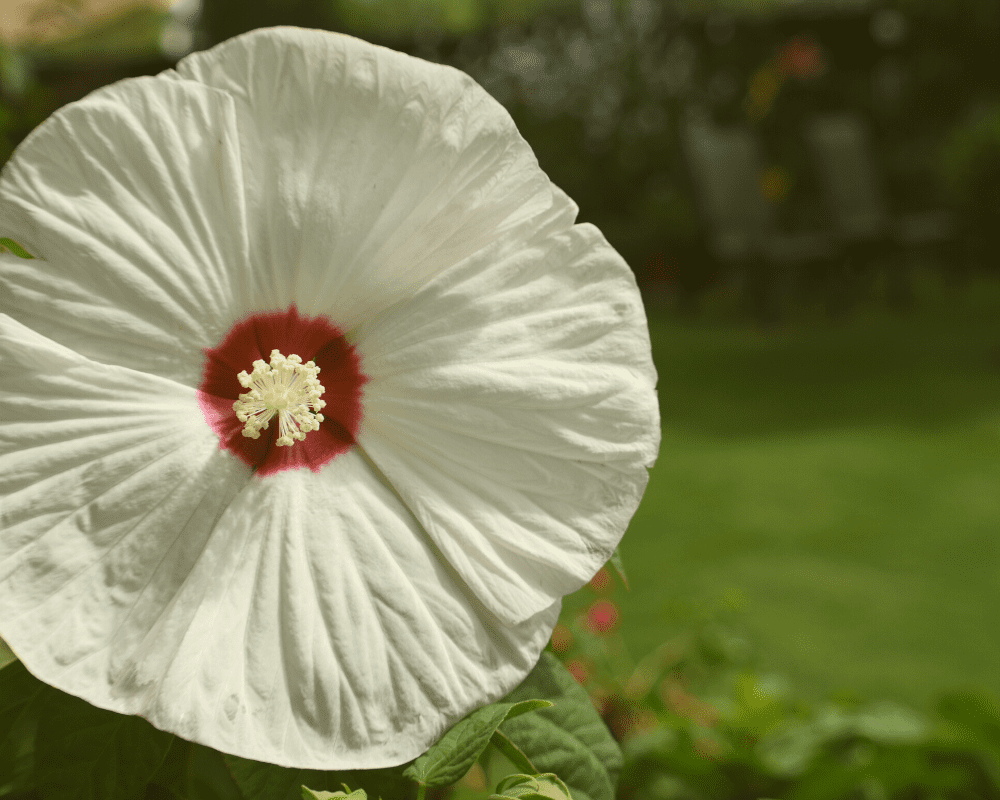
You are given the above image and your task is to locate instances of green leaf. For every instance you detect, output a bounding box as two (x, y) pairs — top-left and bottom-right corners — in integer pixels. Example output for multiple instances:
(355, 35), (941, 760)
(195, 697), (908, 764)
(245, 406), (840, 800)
(186, 743), (244, 800)
(498, 653), (623, 800)
(33, 689), (173, 800)
(938, 690), (1000, 745)
(224, 754), (412, 800)
(608, 548), (629, 590)
(403, 699), (552, 788)
(490, 773), (574, 800)
(0, 237), (34, 258)
(0, 637), (16, 671)
(853, 701), (929, 744)
(302, 786), (367, 799)
(146, 736), (195, 799)
(225, 756), (338, 800)
(0, 662), (50, 795)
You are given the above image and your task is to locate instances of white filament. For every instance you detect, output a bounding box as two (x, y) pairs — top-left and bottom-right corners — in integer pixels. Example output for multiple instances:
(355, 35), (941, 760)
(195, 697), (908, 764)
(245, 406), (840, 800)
(233, 349), (326, 446)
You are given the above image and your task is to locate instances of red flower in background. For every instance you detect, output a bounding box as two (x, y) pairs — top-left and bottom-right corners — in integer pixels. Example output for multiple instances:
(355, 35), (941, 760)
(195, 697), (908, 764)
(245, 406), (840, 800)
(586, 599), (620, 634)
(779, 35), (826, 80)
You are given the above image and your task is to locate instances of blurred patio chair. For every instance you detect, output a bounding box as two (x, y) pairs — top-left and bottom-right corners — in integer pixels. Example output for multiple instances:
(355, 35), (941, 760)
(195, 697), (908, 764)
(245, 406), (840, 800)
(680, 111), (833, 322)
(804, 111), (956, 307)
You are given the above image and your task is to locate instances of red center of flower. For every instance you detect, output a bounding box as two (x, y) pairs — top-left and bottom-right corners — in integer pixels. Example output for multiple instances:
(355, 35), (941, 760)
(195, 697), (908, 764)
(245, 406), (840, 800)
(197, 306), (366, 476)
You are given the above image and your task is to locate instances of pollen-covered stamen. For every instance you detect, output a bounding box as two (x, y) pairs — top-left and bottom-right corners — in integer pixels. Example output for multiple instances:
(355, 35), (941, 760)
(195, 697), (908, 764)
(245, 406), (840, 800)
(233, 349), (327, 446)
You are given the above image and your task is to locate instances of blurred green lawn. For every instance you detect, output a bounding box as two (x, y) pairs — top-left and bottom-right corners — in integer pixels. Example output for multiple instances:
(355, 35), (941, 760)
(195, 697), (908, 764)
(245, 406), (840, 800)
(583, 271), (1000, 711)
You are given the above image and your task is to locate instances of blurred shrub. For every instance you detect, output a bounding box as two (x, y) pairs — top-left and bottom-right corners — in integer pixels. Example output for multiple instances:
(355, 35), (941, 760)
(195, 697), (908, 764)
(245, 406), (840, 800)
(940, 102), (1000, 270)
(0, 3), (176, 166)
(549, 573), (1000, 800)
(442, 0), (714, 310)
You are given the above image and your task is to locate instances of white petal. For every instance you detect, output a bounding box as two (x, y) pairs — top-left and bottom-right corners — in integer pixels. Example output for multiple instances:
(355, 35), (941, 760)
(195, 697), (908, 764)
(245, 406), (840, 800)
(355, 222), (660, 626)
(172, 27), (559, 327)
(0, 313), (557, 768)
(0, 313), (248, 702)
(77, 453), (555, 768)
(0, 74), (250, 385)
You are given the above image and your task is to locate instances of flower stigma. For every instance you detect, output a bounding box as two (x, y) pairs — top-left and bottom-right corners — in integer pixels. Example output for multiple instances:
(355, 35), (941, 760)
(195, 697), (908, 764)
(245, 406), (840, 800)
(233, 349), (326, 446)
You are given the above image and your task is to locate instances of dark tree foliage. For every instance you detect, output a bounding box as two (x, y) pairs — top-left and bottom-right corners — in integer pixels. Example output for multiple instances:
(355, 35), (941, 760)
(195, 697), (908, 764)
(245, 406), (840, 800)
(0, 0), (996, 319)
(201, 0), (339, 46)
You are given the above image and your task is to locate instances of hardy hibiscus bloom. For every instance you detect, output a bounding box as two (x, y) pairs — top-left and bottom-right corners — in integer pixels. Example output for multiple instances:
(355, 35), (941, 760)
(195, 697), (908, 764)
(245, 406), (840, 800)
(0, 28), (659, 769)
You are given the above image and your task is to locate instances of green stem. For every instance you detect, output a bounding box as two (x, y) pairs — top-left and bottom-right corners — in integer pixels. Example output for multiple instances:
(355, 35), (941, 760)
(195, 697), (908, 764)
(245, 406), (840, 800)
(416, 782), (427, 800)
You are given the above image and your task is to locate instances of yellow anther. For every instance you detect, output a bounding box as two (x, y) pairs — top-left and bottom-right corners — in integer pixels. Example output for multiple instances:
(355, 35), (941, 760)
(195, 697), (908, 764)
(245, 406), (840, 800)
(233, 349), (326, 446)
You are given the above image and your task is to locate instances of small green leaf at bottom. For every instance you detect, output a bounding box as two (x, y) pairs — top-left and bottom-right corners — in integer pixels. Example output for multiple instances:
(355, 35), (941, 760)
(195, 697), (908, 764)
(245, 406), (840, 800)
(403, 699), (552, 788)
(302, 786), (367, 800)
(225, 753), (412, 800)
(490, 773), (573, 800)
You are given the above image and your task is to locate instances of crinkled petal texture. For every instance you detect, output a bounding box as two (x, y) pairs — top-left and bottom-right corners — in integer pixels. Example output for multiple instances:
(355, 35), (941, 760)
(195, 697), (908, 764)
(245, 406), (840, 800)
(0, 27), (659, 769)
(0, 315), (558, 767)
(354, 215), (660, 626)
(0, 74), (250, 386)
(169, 27), (557, 330)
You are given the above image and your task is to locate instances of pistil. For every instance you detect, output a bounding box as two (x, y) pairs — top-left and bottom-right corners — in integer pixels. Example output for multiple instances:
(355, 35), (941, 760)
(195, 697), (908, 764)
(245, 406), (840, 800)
(233, 349), (326, 446)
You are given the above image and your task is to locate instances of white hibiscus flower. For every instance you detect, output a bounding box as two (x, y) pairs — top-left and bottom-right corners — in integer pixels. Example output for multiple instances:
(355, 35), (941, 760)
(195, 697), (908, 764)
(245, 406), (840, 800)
(0, 27), (659, 769)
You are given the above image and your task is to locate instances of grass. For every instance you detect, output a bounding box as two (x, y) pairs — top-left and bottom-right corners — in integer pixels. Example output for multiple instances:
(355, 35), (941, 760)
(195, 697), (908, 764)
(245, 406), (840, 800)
(565, 271), (1000, 712)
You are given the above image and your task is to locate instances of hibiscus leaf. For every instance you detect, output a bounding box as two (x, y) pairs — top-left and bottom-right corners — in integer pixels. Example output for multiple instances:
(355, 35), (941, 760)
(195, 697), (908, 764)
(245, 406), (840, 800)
(0, 237), (35, 258)
(498, 652), (623, 800)
(186, 742), (244, 800)
(33, 689), (173, 800)
(0, 637), (16, 671)
(490, 772), (574, 800)
(301, 786), (367, 799)
(0, 661), (50, 795)
(146, 737), (198, 800)
(225, 754), (411, 800)
(225, 755), (331, 800)
(403, 699), (553, 788)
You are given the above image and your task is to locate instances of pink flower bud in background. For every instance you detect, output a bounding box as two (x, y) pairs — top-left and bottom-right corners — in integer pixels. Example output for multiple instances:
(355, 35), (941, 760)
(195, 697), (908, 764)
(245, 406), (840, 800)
(779, 35), (826, 80)
(585, 599), (620, 634)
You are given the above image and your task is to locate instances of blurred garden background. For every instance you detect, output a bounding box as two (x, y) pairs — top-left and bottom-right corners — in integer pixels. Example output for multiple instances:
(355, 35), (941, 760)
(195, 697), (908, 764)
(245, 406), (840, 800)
(1, 0), (998, 797)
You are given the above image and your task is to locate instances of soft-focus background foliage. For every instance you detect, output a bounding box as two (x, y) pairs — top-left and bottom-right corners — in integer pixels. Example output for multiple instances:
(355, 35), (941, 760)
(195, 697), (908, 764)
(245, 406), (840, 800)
(1, 0), (997, 796)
